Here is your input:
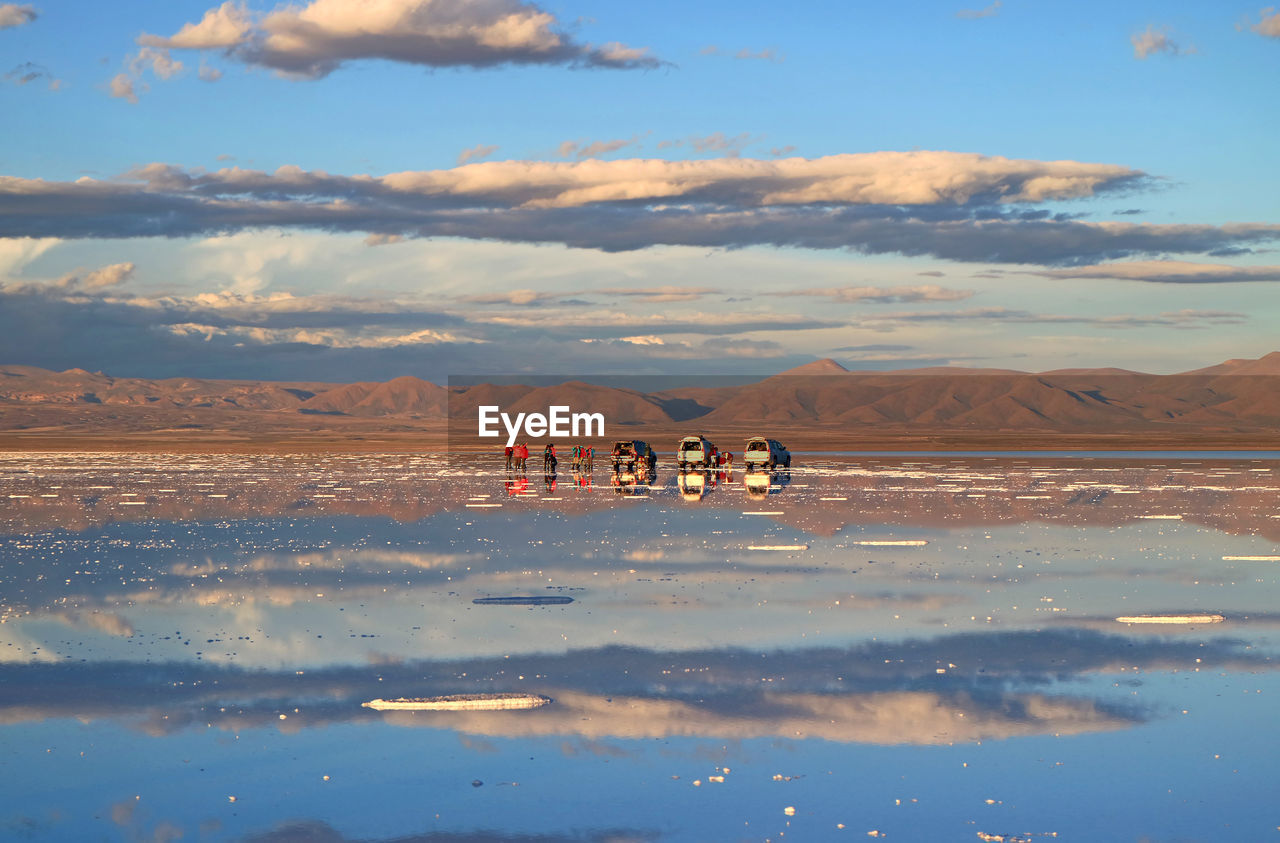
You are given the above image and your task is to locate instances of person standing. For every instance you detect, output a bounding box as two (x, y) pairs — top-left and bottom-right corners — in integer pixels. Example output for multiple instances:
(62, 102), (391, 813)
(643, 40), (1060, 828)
(505, 444), (514, 470)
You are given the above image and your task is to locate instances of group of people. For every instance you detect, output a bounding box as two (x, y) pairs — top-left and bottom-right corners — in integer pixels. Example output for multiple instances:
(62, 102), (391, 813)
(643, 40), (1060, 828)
(504, 443), (532, 471)
(504, 443), (593, 474)
(570, 444), (594, 471)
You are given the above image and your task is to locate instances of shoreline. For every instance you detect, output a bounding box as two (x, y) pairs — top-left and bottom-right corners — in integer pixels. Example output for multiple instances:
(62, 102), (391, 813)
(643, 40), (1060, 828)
(3, 428), (1279, 454)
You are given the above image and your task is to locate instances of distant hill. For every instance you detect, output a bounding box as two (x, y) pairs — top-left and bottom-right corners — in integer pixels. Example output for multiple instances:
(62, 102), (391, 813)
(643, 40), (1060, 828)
(300, 376), (447, 417)
(1180, 350), (1280, 377)
(0, 365), (335, 411)
(4, 353), (1280, 436)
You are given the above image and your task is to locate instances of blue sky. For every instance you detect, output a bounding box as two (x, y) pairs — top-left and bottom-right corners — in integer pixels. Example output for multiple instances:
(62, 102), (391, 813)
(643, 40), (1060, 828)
(2, 0), (1278, 381)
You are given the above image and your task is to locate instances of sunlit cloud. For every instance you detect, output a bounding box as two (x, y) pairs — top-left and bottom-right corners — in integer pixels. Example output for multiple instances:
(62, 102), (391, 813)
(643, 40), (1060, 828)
(138, 0), (663, 78)
(457, 143), (500, 166)
(1249, 6), (1280, 37)
(1132, 24), (1192, 58)
(956, 1), (1001, 20)
(855, 306), (1247, 329)
(786, 284), (974, 303)
(557, 134), (645, 160)
(0, 3), (36, 30)
(1032, 260), (1280, 284)
(4, 152), (1237, 268)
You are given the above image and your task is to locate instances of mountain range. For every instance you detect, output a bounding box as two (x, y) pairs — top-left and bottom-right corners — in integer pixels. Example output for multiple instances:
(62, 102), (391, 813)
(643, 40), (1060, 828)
(3, 353), (1280, 440)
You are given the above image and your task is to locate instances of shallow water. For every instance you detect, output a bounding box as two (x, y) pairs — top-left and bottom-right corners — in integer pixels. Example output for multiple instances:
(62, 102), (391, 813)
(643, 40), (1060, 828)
(1, 452), (1278, 841)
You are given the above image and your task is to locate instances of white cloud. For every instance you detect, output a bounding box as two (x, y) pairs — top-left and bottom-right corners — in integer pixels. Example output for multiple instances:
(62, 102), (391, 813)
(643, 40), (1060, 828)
(141, 1), (252, 49)
(15, 157), (1280, 266)
(108, 73), (139, 103)
(856, 306), (1246, 329)
(1132, 25), (1189, 59)
(190, 230), (330, 294)
(478, 308), (832, 335)
(1033, 260), (1280, 284)
(700, 45), (782, 62)
(598, 286), (721, 302)
(2, 260), (136, 294)
(76, 262), (136, 290)
(458, 288), (559, 305)
(171, 322), (483, 347)
(789, 284), (975, 303)
(363, 232), (404, 246)
(557, 135), (644, 160)
(110, 47), (185, 102)
(141, 0), (660, 78)
(0, 3), (36, 29)
(130, 47), (184, 80)
(0, 236), (60, 280)
(658, 131), (759, 157)
(957, 1), (1001, 19)
(457, 143), (499, 166)
(370, 151), (1143, 208)
(733, 47), (781, 62)
(1252, 6), (1280, 37)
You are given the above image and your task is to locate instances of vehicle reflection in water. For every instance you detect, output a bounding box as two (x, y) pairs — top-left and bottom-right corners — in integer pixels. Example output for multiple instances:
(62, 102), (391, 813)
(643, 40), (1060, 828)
(676, 467), (732, 501)
(742, 466), (791, 498)
(611, 464), (655, 496)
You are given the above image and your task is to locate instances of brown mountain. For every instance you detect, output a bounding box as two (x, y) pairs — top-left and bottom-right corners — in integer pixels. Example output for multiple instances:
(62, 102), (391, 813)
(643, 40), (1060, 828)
(1181, 350), (1280, 376)
(0, 365), (335, 410)
(3, 353), (1280, 441)
(301, 376), (447, 417)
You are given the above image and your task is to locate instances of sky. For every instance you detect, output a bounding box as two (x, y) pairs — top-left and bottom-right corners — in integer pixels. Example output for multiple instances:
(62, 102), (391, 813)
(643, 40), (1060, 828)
(1, 0), (1278, 382)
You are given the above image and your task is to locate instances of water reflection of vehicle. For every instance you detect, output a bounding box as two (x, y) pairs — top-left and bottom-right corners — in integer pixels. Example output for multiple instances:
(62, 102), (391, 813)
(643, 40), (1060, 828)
(677, 435), (716, 469)
(611, 466), (655, 496)
(744, 437), (790, 470)
(743, 468), (791, 499)
(677, 469), (713, 501)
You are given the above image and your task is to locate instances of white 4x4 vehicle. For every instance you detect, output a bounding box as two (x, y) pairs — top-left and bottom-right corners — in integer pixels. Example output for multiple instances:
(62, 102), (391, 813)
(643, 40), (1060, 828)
(677, 435), (716, 469)
(744, 437), (790, 469)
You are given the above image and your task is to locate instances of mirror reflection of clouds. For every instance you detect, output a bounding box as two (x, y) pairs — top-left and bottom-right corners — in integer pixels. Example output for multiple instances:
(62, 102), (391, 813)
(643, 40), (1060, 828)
(2, 453), (1279, 841)
(0, 453), (1276, 669)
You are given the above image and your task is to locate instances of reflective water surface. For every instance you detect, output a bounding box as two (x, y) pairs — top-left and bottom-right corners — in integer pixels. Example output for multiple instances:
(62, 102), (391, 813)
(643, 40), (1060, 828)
(1, 452), (1278, 841)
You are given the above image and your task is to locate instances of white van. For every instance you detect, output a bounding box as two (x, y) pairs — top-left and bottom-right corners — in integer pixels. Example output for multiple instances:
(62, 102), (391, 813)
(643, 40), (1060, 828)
(744, 437), (790, 470)
(677, 435), (716, 468)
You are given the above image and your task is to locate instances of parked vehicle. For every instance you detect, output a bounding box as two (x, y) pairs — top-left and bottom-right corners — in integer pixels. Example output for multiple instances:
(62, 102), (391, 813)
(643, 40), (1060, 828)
(743, 437), (790, 469)
(677, 435), (717, 469)
(611, 440), (657, 471)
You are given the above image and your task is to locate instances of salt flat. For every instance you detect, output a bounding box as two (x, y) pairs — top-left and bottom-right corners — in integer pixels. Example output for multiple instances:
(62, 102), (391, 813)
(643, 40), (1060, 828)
(1, 451), (1278, 840)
